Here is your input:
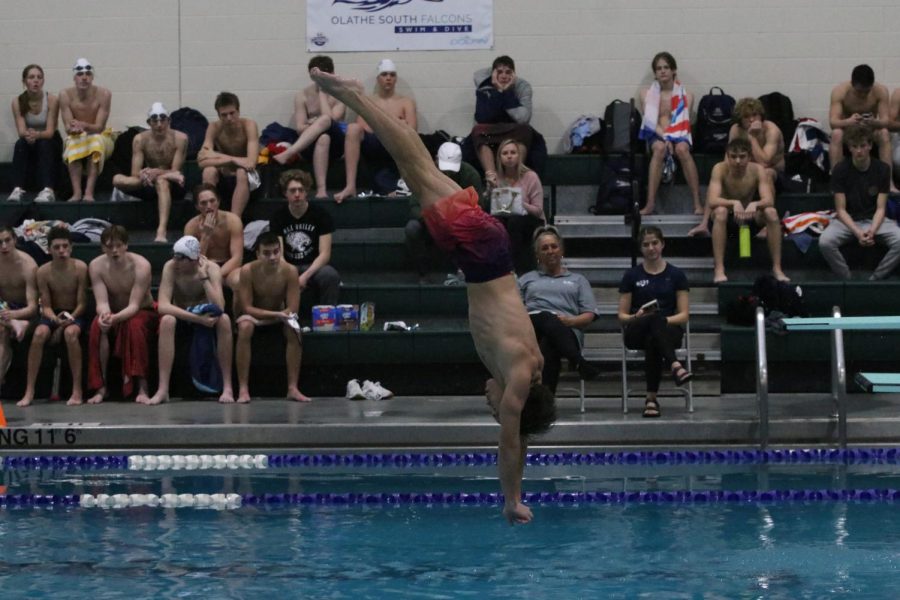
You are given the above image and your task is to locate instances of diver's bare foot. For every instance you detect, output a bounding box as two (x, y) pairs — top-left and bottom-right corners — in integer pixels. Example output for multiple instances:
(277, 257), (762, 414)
(154, 232), (168, 243)
(687, 223), (709, 237)
(273, 152), (290, 165)
(16, 394), (33, 407)
(82, 197), (95, 202)
(309, 68), (365, 100)
(67, 195), (82, 202)
(144, 391), (167, 405)
(315, 190), (329, 200)
(333, 187), (356, 204)
(66, 391), (83, 406)
(713, 271), (728, 284)
(287, 387), (311, 402)
(640, 205), (655, 216)
(86, 389), (106, 404)
(135, 392), (152, 404)
(693, 205), (704, 215)
(756, 229), (768, 239)
(218, 389), (235, 404)
(237, 389), (251, 403)
(773, 269), (790, 282)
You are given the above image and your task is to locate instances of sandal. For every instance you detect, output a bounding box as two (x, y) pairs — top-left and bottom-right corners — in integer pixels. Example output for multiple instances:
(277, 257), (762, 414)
(642, 399), (660, 418)
(672, 363), (693, 387)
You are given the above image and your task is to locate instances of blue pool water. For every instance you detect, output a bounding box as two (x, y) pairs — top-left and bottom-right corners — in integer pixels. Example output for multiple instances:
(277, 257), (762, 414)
(2, 455), (900, 598)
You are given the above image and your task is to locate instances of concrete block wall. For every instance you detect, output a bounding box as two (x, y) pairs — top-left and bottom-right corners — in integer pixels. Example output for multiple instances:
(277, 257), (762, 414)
(1, 0), (899, 160)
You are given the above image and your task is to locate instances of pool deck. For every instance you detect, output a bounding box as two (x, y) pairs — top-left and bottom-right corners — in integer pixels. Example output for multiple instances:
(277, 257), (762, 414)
(2, 385), (899, 452)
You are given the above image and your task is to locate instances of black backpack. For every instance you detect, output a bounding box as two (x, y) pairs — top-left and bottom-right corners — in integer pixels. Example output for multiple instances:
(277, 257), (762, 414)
(694, 87), (735, 154)
(603, 99), (640, 154)
(169, 107), (210, 161)
(590, 155), (644, 215)
(752, 274), (807, 318)
(758, 91), (796, 143)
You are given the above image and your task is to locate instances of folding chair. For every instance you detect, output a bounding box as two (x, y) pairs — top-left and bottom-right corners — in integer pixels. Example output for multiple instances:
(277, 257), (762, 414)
(579, 320), (693, 413)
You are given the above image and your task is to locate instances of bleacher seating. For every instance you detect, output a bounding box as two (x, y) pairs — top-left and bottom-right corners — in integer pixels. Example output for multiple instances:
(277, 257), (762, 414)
(1, 153), (897, 401)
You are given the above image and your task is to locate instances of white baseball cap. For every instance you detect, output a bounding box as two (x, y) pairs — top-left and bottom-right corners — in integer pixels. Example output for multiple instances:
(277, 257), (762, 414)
(173, 236), (200, 261)
(437, 142), (462, 172)
(377, 59), (397, 74)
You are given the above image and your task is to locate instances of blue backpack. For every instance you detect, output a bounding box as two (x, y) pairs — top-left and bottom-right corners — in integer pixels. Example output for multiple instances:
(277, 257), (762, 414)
(694, 87), (735, 154)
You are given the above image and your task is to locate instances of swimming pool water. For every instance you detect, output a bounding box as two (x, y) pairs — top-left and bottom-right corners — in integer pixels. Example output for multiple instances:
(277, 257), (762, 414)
(1, 461), (899, 598)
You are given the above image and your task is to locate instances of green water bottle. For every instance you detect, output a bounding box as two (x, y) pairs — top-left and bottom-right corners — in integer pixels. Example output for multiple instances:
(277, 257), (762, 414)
(739, 225), (751, 258)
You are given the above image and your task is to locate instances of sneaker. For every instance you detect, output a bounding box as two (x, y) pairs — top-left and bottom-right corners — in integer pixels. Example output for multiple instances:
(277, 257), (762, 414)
(346, 379), (366, 400)
(35, 188), (55, 203)
(361, 380), (393, 401)
(6, 187), (25, 202)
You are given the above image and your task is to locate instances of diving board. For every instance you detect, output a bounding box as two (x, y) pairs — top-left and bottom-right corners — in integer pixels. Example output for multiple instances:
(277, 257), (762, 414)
(855, 372), (900, 393)
(756, 308), (900, 450)
(781, 316), (900, 332)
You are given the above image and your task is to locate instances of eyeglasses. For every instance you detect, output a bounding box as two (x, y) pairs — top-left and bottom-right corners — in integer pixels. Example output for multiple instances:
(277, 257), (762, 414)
(74, 66), (93, 74)
(148, 114), (169, 123)
(531, 224), (560, 241)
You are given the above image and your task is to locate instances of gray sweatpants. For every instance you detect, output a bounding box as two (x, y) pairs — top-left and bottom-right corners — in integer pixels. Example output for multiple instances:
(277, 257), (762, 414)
(818, 217), (900, 280)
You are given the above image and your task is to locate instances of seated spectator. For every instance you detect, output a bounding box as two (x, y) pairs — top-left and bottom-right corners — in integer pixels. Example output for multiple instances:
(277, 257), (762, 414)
(819, 125), (900, 280)
(519, 226), (599, 393)
(890, 87), (900, 189)
(268, 170), (340, 305)
(471, 55), (534, 188)
(729, 97), (785, 184)
(492, 139), (545, 274)
(149, 236), (234, 405)
(86, 225), (157, 404)
(59, 58), (113, 202)
(333, 59), (416, 203)
(709, 137), (788, 283)
(8, 64), (60, 203)
(638, 52), (702, 222)
(829, 65), (893, 188)
(617, 226), (692, 418)
(198, 91), (259, 217)
(18, 228), (88, 406)
(0, 225), (38, 392)
(184, 183), (243, 304)
(235, 232), (308, 403)
(111, 102), (188, 242)
(405, 142), (483, 280)
(272, 55), (346, 199)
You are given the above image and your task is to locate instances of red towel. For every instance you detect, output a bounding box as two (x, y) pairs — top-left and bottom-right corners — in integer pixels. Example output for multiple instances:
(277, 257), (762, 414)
(88, 309), (159, 396)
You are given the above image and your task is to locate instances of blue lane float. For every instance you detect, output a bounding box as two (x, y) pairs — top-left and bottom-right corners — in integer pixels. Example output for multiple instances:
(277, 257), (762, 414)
(3, 488), (899, 510)
(3, 447), (900, 472)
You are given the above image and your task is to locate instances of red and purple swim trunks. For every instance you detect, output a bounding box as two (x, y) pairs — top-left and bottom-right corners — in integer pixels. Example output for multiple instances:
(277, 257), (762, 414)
(422, 187), (513, 283)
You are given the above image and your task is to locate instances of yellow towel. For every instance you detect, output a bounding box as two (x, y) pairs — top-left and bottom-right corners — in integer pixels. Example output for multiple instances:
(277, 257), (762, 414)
(63, 128), (114, 172)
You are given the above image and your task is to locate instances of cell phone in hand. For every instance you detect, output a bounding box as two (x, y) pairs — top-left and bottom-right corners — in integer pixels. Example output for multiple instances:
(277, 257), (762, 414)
(640, 299), (659, 313)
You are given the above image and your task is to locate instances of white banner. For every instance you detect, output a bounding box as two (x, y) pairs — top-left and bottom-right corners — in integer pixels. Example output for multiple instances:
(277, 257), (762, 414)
(307, 0), (493, 52)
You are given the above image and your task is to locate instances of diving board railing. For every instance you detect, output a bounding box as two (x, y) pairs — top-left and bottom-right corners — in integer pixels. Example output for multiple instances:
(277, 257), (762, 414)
(756, 307), (900, 449)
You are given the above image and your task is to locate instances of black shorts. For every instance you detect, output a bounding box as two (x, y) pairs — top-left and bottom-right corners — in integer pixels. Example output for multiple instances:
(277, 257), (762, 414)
(708, 213), (763, 237)
(130, 180), (187, 203)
